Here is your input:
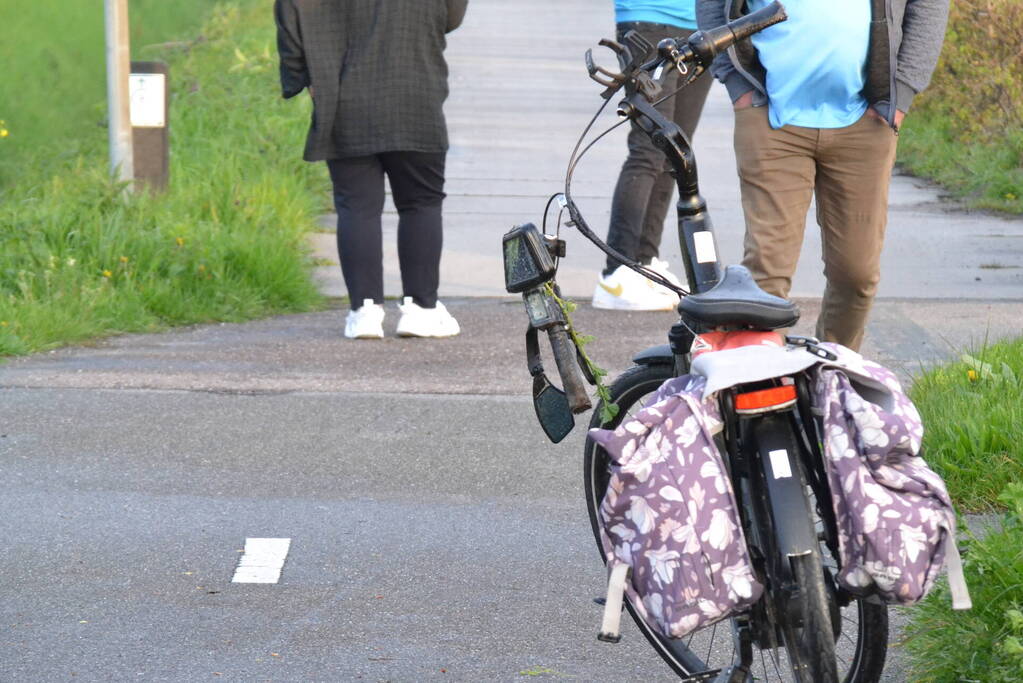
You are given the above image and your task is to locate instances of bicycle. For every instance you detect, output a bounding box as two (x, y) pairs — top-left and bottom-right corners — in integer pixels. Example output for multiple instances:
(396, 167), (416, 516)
(502, 3), (889, 681)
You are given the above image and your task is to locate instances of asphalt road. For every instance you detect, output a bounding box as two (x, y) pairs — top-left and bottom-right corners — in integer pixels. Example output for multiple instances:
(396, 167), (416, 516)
(3, 296), (1016, 681)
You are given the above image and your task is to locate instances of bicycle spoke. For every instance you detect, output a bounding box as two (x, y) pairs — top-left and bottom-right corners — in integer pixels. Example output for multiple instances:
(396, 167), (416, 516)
(706, 621), (718, 665)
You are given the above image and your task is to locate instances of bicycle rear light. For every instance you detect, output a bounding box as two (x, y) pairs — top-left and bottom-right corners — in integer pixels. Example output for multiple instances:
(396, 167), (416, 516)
(735, 385), (797, 414)
(503, 223), (556, 294)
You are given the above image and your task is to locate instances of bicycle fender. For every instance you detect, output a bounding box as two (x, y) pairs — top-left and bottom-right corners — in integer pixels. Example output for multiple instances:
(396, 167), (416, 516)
(632, 343), (673, 366)
(751, 415), (817, 560)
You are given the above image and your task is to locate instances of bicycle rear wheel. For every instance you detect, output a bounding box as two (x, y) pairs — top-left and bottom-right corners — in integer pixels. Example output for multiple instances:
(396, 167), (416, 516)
(783, 551), (838, 681)
(583, 363), (888, 681)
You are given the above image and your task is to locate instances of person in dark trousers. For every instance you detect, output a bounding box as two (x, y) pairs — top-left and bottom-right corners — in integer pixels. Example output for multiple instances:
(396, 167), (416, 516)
(592, 0), (713, 312)
(274, 0), (468, 339)
(697, 0), (949, 350)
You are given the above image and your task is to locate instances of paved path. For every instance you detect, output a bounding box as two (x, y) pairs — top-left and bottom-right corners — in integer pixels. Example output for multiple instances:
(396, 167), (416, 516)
(2, 1), (1021, 681)
(311, 0), (1023, 304)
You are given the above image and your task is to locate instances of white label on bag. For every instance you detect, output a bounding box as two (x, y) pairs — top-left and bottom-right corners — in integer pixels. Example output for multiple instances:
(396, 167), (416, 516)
(693, 231), (717, 264)
(769, 449), (792, 479)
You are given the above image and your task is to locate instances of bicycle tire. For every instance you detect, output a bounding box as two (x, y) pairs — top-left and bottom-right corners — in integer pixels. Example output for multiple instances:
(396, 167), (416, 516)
(783, 550), (838, 681)
(583, 363), (890, 682)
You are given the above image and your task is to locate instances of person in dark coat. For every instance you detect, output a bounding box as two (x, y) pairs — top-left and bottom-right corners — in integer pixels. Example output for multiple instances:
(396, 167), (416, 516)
(275, 0), (469, 339)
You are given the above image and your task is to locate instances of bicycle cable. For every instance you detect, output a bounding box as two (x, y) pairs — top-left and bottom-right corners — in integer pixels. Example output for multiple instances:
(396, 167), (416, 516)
(560, 73), (696, 296)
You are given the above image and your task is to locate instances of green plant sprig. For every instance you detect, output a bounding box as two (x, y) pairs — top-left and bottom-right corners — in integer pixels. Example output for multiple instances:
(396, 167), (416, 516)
(545, 282), (619, 424)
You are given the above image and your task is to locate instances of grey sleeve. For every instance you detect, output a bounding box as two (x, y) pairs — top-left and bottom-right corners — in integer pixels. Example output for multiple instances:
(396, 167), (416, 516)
(696, 0), (751, 102)
(895, 0), (950, 112)
(274, 0), (309, 99)
(446, 0), (468, 33)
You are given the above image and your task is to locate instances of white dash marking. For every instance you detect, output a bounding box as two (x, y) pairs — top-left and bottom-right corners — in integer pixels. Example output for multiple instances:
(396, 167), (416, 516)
(232, 538), (291, 584)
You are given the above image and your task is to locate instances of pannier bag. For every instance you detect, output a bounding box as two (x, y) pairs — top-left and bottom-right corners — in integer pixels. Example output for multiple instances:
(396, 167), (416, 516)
(812, 343), (971, 610)
(588, 342), (971, 644)
(588, 374), (763, 642)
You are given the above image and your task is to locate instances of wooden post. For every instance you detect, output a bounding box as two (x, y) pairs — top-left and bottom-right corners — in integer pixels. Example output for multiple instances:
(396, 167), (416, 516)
(104, 0), (133, 184)
(130, 62), (169, 191)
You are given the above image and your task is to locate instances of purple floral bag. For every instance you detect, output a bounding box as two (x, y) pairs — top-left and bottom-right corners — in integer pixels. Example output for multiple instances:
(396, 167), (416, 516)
(588, 375), (763, 642)
(812, 344), (971, 609)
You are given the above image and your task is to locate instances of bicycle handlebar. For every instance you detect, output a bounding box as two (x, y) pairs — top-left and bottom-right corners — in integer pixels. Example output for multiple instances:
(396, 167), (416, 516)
(548, 325), (593, 414)
(687, 1), (787, 66)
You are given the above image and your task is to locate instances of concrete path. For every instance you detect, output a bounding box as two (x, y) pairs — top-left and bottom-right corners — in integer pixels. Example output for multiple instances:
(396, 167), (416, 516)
(311, 0), (1023, 304)
(2, 1), (1021, 681)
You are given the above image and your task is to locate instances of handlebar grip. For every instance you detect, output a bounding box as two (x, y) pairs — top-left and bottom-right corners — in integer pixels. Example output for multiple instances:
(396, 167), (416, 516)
(547, 325), (593, 414)
(727, 0), (788, 43)
(689, 1), (787, 66)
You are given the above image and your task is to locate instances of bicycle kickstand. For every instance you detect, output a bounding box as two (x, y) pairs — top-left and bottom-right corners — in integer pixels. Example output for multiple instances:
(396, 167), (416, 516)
(714, 614), (754, 683)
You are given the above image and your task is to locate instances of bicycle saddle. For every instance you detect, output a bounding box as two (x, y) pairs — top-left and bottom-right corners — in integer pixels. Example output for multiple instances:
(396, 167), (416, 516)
(679, 264), (800, 330)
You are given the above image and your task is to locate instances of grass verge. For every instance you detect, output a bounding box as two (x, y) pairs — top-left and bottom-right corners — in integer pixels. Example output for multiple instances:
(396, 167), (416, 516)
(0, 2), (328, 355)
(905, 484), (1023, 682)
(898, 0), (1023, 214)
(908, 337), (1023, 512)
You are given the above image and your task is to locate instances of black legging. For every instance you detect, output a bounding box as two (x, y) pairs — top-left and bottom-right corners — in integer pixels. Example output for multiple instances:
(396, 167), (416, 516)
(327, 151), (446, 309)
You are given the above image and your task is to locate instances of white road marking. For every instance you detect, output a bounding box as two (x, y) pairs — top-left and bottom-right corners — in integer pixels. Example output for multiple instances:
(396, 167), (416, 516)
(231, 538), (291, 584)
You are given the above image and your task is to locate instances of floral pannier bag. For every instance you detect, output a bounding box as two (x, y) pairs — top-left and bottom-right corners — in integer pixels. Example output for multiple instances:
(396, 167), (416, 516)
(811, 343), (971, 610)
(588, 343), (970, 643)
(588, 374), (763, 642)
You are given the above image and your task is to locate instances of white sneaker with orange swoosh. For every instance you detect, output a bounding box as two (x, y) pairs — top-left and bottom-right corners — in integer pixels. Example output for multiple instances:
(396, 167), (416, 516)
(591, 263), (679, 311)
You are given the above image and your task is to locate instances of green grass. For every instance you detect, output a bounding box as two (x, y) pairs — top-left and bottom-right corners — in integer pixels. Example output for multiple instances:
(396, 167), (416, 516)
(905, 484), (1023, 682)
(908, 338), (1023, 512)
(897, 0), (1023, 215)
(0, 1), (228, 184)
(0, 2), (328, 355)
(899, 115), (1023, 215)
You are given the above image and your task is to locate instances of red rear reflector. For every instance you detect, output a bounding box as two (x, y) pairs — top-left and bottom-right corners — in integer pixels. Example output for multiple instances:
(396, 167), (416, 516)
(735, 385), (798, 412)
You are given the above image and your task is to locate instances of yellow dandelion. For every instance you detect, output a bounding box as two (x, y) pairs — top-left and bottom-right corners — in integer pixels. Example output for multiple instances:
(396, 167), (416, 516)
(198, 264), (206, 272)
(967, 369), (979, 382)
(0, 321), (8, 327)
(175, 236), (185, 247)
(102, 269), (113, 278)
(119, 255), (129, 264)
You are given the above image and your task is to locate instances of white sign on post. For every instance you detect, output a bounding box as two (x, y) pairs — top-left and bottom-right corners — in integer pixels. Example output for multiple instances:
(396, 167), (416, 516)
(129, 73), (166, 128)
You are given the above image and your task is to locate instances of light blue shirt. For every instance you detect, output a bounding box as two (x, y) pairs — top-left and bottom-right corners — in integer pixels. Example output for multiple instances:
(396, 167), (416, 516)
(614, 1), (697, 30)
(748, 0), (871, 129)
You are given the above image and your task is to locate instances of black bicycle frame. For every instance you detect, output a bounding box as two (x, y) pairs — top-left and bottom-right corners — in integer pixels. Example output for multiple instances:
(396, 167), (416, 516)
(617, 82), (723, 297)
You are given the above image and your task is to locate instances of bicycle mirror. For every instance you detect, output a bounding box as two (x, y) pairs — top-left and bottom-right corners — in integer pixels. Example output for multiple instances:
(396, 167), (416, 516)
(533, 373), (575, 443)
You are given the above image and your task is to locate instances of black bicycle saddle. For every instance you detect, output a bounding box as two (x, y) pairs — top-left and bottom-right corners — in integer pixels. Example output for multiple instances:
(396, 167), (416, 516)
(678, 264), (800, 330)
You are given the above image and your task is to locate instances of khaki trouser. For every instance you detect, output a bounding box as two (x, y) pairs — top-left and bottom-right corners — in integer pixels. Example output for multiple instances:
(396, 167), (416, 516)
(734, 106), (898, 351)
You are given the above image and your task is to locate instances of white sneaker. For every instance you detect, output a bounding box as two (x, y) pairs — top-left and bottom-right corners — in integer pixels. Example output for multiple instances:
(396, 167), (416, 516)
(395, 297), (460, 338)
(647, 257), (686, 291)
(344, 299), (385, 339)
(592, 264), (678, 311)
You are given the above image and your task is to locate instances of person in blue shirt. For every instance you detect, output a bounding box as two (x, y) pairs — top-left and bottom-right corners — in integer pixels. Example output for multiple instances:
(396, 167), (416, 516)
(592, 0), (713, 311)
(698, 0), (950, 350)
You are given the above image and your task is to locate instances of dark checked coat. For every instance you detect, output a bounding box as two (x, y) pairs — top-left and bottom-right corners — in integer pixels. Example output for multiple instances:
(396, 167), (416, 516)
(274, 0), (468, 161)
